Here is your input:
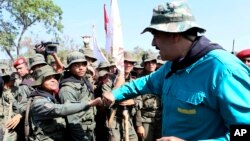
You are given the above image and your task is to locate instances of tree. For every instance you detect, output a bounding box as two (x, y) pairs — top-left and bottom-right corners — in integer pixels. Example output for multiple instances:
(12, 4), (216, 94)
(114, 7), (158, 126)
(0, 0), (63, 60)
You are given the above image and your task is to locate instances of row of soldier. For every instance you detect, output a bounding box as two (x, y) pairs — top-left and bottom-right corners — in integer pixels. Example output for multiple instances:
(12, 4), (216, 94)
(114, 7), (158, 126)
(0, 45), (166, 141)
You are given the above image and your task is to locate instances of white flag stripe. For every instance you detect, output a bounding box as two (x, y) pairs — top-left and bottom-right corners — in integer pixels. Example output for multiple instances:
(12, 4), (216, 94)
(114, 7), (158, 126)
(107, 0), (124, 72)
(92, 25), (108, 63)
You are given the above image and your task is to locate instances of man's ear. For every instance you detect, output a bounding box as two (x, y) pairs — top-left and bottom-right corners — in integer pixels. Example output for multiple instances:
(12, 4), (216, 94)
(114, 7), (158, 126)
(172, 34), (182, 43)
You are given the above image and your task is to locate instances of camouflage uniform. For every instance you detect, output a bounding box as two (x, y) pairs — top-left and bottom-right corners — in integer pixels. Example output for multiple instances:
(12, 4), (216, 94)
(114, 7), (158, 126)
(104, 53), (139, 141)
(105, 74), (139, 141)
(13, 57), (35, 141)
(0, 72), (19, 141)
(81, 48), (98, 87)
(135, 54), (162, 141)
(94, 70), (111, 141)
(27, 65), (91, 141)
(59, 52), (96, 141)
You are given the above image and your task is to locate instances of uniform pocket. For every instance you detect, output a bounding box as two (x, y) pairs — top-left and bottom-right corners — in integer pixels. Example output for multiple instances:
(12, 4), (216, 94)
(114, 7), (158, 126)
(174, 90), (206, 124)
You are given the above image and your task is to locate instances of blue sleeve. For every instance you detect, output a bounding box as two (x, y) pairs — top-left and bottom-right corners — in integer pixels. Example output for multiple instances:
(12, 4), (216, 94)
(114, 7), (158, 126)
(218, 68), (250, 116)
(209, 65), (250, 140)
(112, 63), (167, 101)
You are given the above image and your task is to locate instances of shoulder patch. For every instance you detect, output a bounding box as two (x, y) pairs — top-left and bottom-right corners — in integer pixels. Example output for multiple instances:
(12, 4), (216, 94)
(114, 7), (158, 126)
(43, 102), (54, 110)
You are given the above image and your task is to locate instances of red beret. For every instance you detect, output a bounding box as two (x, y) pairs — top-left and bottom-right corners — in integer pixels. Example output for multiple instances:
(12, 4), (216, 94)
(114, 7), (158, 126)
(236, 49), (250, 60)
(13, 57), (27, 68)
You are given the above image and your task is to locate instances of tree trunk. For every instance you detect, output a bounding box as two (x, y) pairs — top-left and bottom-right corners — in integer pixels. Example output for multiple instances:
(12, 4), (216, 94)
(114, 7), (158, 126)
(16, 26), (27, 57)
(4, 47), (14, 61)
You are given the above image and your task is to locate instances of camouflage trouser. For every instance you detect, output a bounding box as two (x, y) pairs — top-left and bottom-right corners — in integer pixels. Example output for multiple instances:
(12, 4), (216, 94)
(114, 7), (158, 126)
(139, 119), (162, 141)
(108, 117), (138, 141)
(0, 127), (17, 141)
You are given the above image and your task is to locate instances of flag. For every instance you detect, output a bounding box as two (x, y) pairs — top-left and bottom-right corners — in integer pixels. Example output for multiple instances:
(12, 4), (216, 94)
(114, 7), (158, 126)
(92, 25), (108, 63)
(104, 4), (109, 35)
(105, 0), (124, 73)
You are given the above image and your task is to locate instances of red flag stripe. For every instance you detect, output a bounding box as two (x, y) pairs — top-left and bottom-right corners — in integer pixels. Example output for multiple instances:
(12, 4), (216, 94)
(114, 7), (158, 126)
(104, 4), (109, 35)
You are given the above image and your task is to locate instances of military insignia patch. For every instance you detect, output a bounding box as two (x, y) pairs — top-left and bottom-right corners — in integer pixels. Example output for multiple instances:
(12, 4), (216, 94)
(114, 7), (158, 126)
(44, 103), (54, 109)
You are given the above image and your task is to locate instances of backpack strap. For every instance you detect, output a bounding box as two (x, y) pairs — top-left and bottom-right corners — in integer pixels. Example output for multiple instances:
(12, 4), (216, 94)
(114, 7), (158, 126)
(24, 98), (33, 141)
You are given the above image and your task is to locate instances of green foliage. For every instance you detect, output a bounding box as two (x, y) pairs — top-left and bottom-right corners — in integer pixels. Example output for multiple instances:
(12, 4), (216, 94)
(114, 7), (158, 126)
(5, 0), (63, 32)
(0, 0), (63, 60)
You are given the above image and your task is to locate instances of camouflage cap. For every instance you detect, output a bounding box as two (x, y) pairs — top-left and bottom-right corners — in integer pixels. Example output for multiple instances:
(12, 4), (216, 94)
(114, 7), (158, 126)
(110, 60), (116, 67)
(157, 55), (166, 65)
(1, 72), (10, 82)
(81, 48), (97, 62)
(134, 61), (144, 69)
(98, 70), (109, 77)
(32, 65), (60, 87)
(142, 0), (205, 34)
(98, 61), (111, 69)
(143, 53), (158, 63)
(124, 52), (137, 63)
(66, 51), (87, 69)
(0, 71), (17, 82)
(29, 54), (47, 70)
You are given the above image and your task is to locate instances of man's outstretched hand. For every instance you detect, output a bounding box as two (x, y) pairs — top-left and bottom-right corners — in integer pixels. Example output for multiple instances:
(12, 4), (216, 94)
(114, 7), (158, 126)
(88, 97), (103, 107)
(102, 91), (115, 108)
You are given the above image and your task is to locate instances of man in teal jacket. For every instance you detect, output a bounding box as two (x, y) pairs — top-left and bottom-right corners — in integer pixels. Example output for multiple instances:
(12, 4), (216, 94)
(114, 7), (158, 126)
(103, 0), (250, 141)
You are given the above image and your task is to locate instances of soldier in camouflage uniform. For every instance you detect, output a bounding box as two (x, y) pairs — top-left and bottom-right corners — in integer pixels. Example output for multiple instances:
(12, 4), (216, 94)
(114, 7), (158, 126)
(29, 54), (47, 72)
(94, 70), (111, 141)
(59, 51), (97, 141)
(135, 54), (162, 141)
(97, 61), (110, 72)
(0, 72), (19, 141)
(104, 52), (140, 141)
(6, 58), (35, 141)
(109, 60), (119, 75)
(133, 61), (144, 77)
(81, 46), (98, 88)
(27, 65), (101, 141)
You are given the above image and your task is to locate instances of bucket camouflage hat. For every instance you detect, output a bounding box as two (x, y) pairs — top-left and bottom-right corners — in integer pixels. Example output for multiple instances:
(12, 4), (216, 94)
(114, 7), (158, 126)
(134, 61), (144, 69)
(143, 53), (158, 63)
(1, 71), (18, 83)
(29, 54), (47, 70)
(81, 48), (97, 62)
(142, 0), (205, 34)
(157, 55), (166, 65)
(109, 60), (116, 67)
(1, 72), (10, 82)
(124, 52), (137, 63)
(98, 70), (109, 77)
(32, 65), (61, 87)
(66, 51), (87, 69)
(97, 61), (111, 69)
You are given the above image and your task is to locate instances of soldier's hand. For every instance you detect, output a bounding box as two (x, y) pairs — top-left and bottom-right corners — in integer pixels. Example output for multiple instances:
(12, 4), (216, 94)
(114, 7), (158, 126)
(102, 92), (115, 108)
(119, 99), (135, 106)
(156, 136), (186, 141)
(137, 126), (145, 138)
(88, 97), (103, 107)
(35, 45), (45, 54)
(5, 114), (22, 129)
